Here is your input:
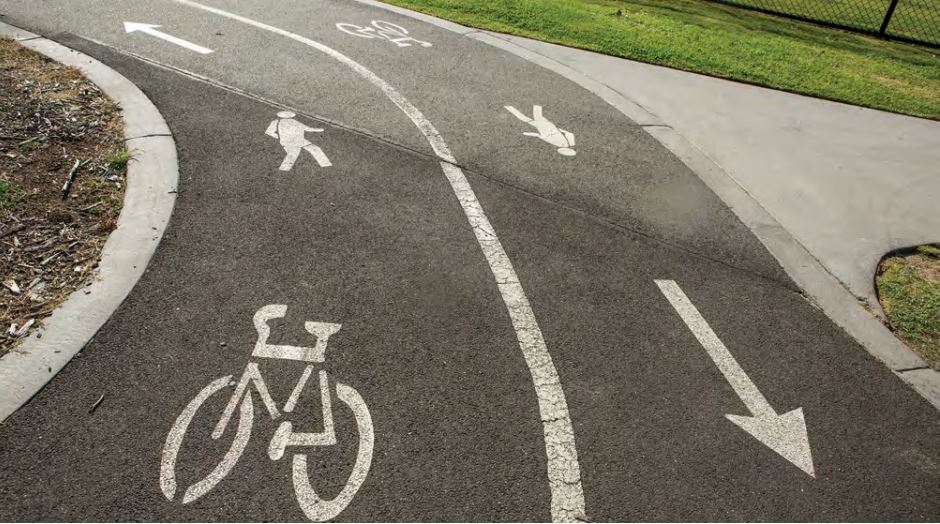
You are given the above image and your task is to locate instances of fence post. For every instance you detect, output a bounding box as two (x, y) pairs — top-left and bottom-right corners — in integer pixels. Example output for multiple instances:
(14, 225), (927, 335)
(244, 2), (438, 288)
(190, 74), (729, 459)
(880, 0), (901, 35)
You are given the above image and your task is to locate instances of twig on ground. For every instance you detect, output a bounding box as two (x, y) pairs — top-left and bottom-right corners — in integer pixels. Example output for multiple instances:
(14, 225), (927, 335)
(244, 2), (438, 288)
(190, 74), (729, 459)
(80, 200), (104, 212)
(0, 224), (26, 239)
(89, 393), (105, 414)
(60, 158), (82, 200)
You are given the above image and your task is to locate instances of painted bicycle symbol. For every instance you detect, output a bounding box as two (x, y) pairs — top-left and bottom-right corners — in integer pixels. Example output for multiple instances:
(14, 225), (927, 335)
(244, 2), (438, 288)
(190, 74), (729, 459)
(335, 20), (432, 48)
(159, 305), (374, 522)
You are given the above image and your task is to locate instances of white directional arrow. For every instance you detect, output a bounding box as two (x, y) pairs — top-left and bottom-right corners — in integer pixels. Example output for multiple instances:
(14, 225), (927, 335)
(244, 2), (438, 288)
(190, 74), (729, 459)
(124, 22), (214, 54)
(655, 279), (815, 477)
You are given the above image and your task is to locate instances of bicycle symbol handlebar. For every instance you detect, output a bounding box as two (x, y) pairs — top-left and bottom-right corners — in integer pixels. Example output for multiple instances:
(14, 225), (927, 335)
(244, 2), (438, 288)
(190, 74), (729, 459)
(252, 304), (341, 363)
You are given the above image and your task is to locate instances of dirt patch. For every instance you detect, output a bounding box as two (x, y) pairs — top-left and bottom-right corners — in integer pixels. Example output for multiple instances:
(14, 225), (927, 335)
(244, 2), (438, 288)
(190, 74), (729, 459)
(876, 245), (940, 370)
(1, 38), (126, 355)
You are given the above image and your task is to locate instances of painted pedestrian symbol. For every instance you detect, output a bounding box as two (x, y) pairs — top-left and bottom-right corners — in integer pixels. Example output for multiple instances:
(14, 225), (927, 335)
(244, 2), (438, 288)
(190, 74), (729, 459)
(160, 305), (374, 522)
(336, 20), (432, 48)
(505, 105), (576, 156)
(265, 111), (332, 171)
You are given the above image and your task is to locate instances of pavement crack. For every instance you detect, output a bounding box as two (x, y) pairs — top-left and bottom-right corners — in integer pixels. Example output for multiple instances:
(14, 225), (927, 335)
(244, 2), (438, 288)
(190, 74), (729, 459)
(125, 132), (172, 141)
(897, 366), (930, 373)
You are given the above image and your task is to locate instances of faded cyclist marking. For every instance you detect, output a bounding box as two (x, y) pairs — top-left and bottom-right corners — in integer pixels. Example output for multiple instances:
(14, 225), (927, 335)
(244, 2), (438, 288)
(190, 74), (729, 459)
(265, 111), (332, 171)
(160, 305), (373, 522)
(336, 20), (432, 48)
(505, 105), (576, 156)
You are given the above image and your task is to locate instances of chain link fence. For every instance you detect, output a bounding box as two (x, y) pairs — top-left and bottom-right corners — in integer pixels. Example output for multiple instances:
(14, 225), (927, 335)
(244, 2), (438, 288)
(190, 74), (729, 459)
(710, 0), (940, 47)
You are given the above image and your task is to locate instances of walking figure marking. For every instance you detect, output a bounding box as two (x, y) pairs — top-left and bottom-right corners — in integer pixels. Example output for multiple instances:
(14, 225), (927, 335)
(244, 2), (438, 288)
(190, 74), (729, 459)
(505, 105), (576, 157)
(265, 111), (332, 171)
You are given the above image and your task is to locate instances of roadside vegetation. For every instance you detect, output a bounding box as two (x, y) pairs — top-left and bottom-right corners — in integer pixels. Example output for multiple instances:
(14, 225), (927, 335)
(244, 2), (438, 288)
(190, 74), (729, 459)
(380, 0), (940, 119)
(0, 38), (126, 354)
(736, 0), (940, 44)
(877, 245), (940, 369)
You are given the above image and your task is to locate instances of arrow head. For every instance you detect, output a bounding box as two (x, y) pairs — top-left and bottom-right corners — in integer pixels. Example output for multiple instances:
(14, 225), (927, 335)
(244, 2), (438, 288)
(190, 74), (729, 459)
(726, 407), (815, 477)
(124, 22), (161, 33)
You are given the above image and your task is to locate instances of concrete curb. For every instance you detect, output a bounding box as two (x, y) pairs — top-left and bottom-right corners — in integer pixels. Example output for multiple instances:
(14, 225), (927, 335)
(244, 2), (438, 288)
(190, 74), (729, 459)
(353, 0), (940, 409)
(0, 23), (178, 422)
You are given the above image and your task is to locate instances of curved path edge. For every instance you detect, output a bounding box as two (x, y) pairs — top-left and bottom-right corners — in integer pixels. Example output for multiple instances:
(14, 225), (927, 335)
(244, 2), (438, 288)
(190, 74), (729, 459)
(0, 21), (179, 422)
(352, 0), (940, 409)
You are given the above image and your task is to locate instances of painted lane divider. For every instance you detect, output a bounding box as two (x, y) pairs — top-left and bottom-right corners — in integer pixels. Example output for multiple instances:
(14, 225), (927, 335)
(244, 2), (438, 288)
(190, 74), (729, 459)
(124, 22), (214, 54)
(654, 280), (815, 477)
(169, 1), (586, 521)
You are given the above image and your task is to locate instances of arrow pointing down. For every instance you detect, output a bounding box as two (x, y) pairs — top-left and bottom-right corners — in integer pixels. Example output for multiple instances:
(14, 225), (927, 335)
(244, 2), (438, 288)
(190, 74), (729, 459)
(124, 22), (214, 54)
(655, 279), (815, 477)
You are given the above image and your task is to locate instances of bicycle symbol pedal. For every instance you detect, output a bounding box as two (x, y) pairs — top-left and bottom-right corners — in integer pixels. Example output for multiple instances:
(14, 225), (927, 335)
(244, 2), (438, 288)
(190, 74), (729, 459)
(160, 305), (374, 522)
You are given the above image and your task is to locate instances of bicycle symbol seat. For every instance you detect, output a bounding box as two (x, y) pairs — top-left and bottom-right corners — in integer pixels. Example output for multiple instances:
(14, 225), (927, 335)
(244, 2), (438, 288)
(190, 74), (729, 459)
(160, 304), (374, 522)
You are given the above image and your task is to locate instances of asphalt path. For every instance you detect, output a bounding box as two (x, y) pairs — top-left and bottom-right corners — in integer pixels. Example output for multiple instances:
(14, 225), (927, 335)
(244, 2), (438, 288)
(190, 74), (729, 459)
(0, 0), (938, 521)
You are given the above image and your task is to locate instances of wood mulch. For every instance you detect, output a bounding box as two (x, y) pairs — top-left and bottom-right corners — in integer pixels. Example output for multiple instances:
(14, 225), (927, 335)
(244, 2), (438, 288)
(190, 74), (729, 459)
(1, 38), (126, 355)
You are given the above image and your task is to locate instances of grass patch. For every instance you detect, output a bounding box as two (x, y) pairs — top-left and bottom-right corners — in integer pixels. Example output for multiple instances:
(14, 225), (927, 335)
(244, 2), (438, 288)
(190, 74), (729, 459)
(0, 179), (22, 212)
(107, 149), (130, 173)
(723, 0), (940, 44)
(877, 245), (940, 369)
(380, 0), (940, 119)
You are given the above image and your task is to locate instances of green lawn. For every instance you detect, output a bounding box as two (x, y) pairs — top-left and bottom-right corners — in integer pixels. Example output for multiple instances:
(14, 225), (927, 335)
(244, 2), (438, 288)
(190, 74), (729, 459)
(380, 0), (940, 119)
(720, 0), (940, 44)
(877, 245), (940, 369)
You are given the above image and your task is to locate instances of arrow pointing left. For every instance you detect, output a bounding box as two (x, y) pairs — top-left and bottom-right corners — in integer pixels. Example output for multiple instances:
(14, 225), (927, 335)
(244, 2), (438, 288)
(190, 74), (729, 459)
(124, 22), (214, 55)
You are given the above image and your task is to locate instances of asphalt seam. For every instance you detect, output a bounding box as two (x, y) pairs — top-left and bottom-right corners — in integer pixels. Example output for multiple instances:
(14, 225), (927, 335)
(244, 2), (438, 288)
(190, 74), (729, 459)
(87, 37), (803, 297)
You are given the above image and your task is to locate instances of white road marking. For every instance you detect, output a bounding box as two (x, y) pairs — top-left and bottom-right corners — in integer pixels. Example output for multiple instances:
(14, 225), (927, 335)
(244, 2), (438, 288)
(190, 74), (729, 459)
(162, 306), (374, 521)
(269, 370), (338, 462)
(213, 362), (279, 440)
(505, 105), (576, 156)
(265, 111), (332, 171)
(654, 279), (815, 477)
(184, 394), (254, 504)
(293, 382), (374, 522)
(336, 20), (432, 47)
(124, 22), (213, 54)
(252, 304), (341, 362)
(170, 1), (586, 519)
(283, 365), (315, 413)
(160, 374), (254, 503)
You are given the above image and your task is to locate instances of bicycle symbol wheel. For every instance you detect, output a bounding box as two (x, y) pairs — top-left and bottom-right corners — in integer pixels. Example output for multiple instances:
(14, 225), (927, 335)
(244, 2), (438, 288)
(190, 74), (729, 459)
(160, 370), (374, 521)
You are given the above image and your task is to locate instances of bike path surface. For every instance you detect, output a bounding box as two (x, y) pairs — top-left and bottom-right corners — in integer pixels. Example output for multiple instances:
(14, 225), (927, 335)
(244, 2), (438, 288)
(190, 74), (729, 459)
(0, 39), (550, 521)
(0, 1), (937, 521)
(0, 0), (785, 281)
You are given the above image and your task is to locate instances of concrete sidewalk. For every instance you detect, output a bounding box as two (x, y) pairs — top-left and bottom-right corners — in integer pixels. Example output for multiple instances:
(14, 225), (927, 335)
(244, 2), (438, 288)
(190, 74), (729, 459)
(491, 34), (940, 310)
